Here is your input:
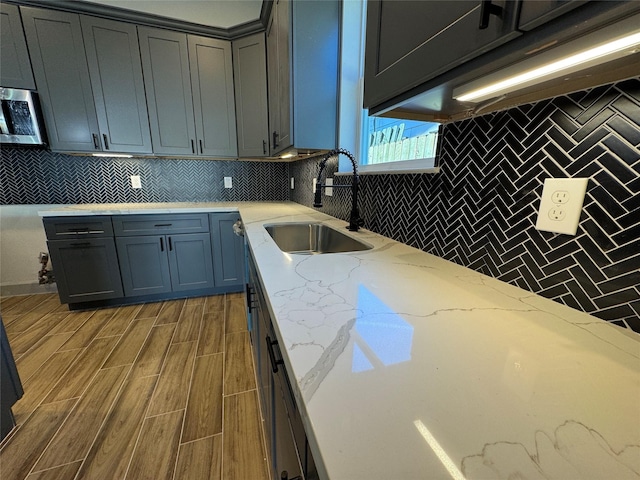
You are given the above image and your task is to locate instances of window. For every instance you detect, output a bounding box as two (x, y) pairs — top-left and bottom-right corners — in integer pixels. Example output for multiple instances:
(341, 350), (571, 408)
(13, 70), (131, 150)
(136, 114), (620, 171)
(338, 0), (442, 175)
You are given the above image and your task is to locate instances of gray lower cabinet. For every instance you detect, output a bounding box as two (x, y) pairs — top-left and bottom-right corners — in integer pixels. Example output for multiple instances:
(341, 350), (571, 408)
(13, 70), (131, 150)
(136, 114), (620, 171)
(47, 238), (124, 303)
(232, 33), (269, 157)
(20, 7), (151, 153)
(1, 318), (23, 442)
(364, 0), (521, 110)
(138, 26), (237, 157)
(248, 253), (316, 480)
(0, 3), (35, 89)
(116, 233), (215, 297)
(210, 213), (245, 288)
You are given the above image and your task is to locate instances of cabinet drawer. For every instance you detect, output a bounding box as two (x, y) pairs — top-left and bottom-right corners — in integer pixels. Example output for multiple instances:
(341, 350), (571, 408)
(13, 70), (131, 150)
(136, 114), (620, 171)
(43, 216), (113, 239)
(112, 214), (209, 236)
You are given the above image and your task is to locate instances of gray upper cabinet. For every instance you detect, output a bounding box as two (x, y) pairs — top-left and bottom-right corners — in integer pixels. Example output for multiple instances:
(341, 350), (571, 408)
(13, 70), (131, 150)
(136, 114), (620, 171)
(189, 35), (237, 157)
(138, 27), (195, 156)
(21, 7), (101, 152)
(0, 3), (35, 89)
(266, 0), (339, 156)
(364, 0), (521, 111)
(139, 27), (237, 157)
(518, 0), (587, 31)
(232, 33), (269, 157)
(81, 16), (152, 154)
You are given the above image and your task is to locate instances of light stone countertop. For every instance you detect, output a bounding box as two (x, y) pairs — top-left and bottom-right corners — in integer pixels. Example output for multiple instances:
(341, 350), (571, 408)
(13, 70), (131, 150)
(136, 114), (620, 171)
(39, 202), (640, 480)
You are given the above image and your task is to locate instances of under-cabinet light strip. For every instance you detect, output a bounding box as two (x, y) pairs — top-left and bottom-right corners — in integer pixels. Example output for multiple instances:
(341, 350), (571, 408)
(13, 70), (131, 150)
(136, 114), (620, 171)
(455, 31), (640, 103)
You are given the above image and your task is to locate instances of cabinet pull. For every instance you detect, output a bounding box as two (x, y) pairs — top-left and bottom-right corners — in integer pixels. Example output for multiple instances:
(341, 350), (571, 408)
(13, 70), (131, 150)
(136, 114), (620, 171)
(245, 284), (252, 308)
(478, 0), (503, 29)
(160, 237), (164, 252)
(199, 139), (203, 154)
(70, 242), (91, 247)
(168, 237), (173, 251)
(67, 227), (90, 233)
(154, 223), (172, 227)
(263, 140), (267, 155)
(191, 139), (195, 154)
(272, 131), (279, 148)
(280, 472), (302, 480)
(266, 335), (284, 373)
(92, 133), (100, 149)
(102, 133), (109, 150)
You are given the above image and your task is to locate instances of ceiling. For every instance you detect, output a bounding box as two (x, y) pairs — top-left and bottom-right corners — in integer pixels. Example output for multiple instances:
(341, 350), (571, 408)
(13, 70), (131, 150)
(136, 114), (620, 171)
(77, 0), (263, 29)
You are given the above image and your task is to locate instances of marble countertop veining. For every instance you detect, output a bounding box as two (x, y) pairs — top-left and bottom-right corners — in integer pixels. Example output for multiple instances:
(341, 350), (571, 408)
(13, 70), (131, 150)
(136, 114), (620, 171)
(38, 202), (640, 479)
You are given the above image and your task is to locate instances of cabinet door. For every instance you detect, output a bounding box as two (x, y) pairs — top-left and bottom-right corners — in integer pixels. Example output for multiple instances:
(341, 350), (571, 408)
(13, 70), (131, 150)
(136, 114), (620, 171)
(210, 213), (245, 288)
(364, 0), (521, 109)
(267, 0), (292, 155)
(21, 7), (101, 152)
(273, 370), (303, 480)
(116, 235), (172, 297)
(0, 3), (35, 89)
(189, 35), (237, 157)
(167, 233), (215, 292)
(138, 26), (197, 156)
(518, 0), (588, 31)
(47, 238), (123, 303)
(233, 33), (269, 157)
(81, 16), (152, 154)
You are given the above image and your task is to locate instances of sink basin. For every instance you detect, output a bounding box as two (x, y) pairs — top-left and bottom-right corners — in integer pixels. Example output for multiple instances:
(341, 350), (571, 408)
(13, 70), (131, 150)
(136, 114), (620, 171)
(264, 222), (372, 254)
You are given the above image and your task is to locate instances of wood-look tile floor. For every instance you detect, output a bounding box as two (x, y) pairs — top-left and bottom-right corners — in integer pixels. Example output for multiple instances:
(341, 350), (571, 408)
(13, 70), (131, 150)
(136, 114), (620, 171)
(0, 293), (270, 480)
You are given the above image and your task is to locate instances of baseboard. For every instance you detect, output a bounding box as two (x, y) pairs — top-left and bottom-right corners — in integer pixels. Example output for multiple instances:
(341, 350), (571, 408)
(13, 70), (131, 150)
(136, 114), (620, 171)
(0, 283), (58, 297)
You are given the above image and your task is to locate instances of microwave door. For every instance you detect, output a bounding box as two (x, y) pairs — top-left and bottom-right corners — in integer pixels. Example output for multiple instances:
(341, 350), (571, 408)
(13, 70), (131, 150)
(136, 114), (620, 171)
(0, 88), (45, 145)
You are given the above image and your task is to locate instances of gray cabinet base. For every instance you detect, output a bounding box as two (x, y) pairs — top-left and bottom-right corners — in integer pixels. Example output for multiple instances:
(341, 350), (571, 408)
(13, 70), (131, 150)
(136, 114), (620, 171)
(65, 284), (242, 311)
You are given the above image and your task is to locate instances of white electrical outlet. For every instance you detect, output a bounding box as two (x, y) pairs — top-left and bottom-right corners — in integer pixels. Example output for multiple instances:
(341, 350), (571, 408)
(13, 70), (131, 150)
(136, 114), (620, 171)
(536, 178), (589, 235)
(325, 177), (333, 196)
(224, 177), (232, 188)
(312, 178), (317, 193)
(130, 175), (141, 189)
(290, 177), (295, 189)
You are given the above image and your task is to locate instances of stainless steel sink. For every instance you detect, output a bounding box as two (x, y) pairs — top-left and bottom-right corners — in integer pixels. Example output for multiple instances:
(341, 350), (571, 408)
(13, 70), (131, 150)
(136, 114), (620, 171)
(264, 222), (372, 254)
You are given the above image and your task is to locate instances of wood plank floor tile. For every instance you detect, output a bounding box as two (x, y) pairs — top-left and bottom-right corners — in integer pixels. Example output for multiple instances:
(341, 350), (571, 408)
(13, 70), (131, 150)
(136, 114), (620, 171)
(13, 349), (82, 423)
(5, 310), (50, 337)
(225, 293), (247, 334)
(1, 294), (50, 315)
(47, 311), (92, 336)
(96, 304), (142, 338)
(130, 324), (176, 378)
(0, 399), (76, 480)
(154, 299), (185, 325)
(43, 336), (120, 403)
(125, 410), (183, 480)
(197, 311), (224, 357)
(223, 390), (269, 480)
(57, 308), (117, 351)
(8, 313), (68, 356)
(27, 295), (63, 315)
(204, 294), (225, 313)
(135, 301), (163, 319)
(0, 294), (31, 312)
(172, 304), (204, 343)
(224, 331), (256, 395)
(102, 318), (155, 368)
(185, 296), (205, 306)
(147, 341), (196, 417)
(175, 435), (222, 480)
(26, 461), (82, 480)
(15, 333), (74, 383)
(34, 366), (129, 471)
(182, 353), (223, 443)
(75, 375), (157, 480)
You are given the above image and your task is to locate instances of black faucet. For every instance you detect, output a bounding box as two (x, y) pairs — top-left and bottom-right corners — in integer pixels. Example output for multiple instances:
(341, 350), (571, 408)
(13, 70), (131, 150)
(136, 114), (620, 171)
(313, 148), (364, 232)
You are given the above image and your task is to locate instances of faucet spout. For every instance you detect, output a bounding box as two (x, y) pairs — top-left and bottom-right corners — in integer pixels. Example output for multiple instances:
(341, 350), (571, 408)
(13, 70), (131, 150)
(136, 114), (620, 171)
(313, 148), (364, 232)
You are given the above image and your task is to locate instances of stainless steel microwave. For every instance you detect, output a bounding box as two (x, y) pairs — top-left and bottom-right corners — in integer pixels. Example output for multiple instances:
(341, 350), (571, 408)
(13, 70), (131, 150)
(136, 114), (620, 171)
(0, 87), (46, 145)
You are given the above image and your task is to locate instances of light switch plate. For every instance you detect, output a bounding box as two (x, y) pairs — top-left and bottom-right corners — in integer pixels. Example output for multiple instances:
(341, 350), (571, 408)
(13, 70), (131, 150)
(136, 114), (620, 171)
(224, 177), (232, 189)
(130, 175), (141, 189)
(325, 178), (333, 196)
(535, 178), (589, 235)
(290, 177), (294, 189)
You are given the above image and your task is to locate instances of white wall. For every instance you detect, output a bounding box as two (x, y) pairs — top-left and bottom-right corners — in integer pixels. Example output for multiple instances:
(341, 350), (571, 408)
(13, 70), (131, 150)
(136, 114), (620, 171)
(0, 205), (58, 295)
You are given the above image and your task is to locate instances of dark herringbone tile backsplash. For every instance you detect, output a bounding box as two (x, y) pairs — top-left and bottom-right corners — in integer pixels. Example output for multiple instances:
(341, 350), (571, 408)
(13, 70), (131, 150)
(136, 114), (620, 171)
(291, 79), (640, 332)
(0, 154), (289, 204)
